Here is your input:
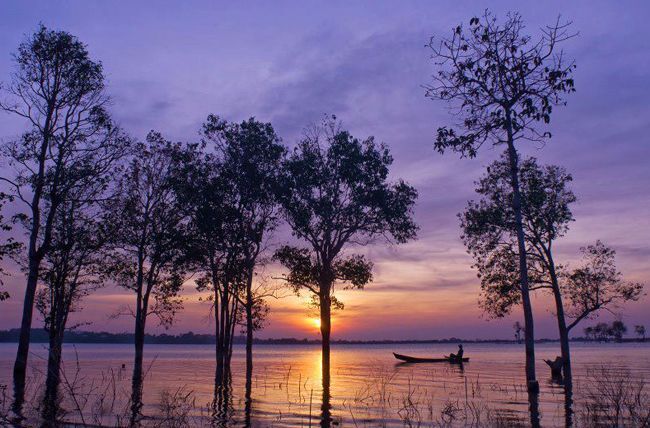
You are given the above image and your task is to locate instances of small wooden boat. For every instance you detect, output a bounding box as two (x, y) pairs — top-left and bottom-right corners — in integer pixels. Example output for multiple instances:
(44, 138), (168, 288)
(393, 352), (469, 363)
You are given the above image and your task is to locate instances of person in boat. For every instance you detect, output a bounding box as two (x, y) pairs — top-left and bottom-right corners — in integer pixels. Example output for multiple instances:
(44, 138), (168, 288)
(449, 344), (463, 360)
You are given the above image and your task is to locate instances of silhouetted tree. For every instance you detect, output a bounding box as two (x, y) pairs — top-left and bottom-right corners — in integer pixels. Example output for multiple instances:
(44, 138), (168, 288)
(0, 25), (128, 410)
(426, 11), (576, 392)
(513, 321), (524, 344)
(105, 133), (189, 425)
(274, 117), (418, 395)
(563, 242), (643, 333)
(461, 156), (578, 385)
(462, 157), (642, 388)
(36, 195), (111, 424)
(609, 320), (627, 343)
(201, 115), (285, 378)
(591, 322), (611, 342)
(171, 139), (245, 384)
(635, 325), (646, 341)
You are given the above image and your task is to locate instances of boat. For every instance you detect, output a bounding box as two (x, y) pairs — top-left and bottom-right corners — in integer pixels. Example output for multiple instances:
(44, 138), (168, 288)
(393, 352), (469, 363)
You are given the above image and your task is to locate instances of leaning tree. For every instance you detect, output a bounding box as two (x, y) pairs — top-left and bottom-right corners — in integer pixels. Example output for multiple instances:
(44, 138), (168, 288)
(275, 117), (418, 390)
(0, 25), (128, 409)
(426, 11), (576, 391)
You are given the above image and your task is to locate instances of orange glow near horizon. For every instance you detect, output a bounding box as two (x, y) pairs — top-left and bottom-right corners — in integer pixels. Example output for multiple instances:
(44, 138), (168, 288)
(309, 317), (322, 331)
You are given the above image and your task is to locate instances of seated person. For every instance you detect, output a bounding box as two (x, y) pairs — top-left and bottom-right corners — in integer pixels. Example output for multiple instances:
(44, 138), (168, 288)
(449, 344), (464, 359)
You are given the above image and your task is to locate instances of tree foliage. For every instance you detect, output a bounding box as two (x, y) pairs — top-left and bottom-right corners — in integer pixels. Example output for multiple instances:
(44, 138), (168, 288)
(426, 11), (576, 157)
(107, 132), (189, 328)
(460, 155), (575, 317)
(563, 241), (644, 329)
(275, 117), (417, 308)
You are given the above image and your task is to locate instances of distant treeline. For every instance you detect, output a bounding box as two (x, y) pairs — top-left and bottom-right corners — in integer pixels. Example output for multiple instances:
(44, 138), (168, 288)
(0, 329), (644, 345)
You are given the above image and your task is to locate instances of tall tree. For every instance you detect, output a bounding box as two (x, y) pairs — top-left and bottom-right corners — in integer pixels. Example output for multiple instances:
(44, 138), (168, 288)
(0, 25), (126, 410)
(426, 11), (576, 393)
(201, 115), (285, 378)
(171, 140), (244, 385)
(274, 117), (418, 407)
(106, 132), (189, 425)
(462, 156), (577, 385)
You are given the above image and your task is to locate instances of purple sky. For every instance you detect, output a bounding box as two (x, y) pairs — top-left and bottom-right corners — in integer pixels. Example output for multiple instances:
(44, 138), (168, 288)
(0, 1), (648, 340)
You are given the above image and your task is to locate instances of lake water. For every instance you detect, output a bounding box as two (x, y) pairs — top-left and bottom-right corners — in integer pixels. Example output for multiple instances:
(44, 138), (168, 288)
(1, 341), (649, 426)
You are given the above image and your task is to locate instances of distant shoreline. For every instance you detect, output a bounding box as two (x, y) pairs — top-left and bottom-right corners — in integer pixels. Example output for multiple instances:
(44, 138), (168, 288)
(0, 329), (646, 345)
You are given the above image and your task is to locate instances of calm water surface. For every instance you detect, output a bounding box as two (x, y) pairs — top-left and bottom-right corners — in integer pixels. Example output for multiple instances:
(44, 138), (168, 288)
(1, 342), (649, 426)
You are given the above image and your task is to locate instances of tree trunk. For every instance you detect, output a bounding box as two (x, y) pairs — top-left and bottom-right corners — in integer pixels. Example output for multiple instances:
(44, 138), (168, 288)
(504, 131), (537, 393)
(42, 329), (64, 424)
(12, 257), (40, 415)
(319, 285), (332, 427)
(130, 307), (146, 427)
(245, 271), (254, 382)
(548, 263), (572, 389)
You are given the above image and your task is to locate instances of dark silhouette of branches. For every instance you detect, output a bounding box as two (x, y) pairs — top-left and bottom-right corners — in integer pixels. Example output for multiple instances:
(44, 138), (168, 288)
(274, 115), (418, 397)
(0, 24), (130, 414)
(427, 10), (577, 396)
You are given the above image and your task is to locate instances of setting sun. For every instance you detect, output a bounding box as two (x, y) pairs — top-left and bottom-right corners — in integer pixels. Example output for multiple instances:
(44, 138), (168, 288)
(309, 318), (321, 330)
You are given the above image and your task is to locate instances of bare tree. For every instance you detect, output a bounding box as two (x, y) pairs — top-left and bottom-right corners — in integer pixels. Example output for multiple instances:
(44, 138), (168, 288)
(0, 25), (128, 411)
(426, 10), (576, 393)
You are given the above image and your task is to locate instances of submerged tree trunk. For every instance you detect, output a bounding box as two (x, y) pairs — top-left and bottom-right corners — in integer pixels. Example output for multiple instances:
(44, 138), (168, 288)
(548, 264), (572, 387)
(130, 300), (147, 427)
(245, 268), (254, 382)
(12, 257), (41, 414)
(42, 329), (64, 424)
(318, 278), (332, 427)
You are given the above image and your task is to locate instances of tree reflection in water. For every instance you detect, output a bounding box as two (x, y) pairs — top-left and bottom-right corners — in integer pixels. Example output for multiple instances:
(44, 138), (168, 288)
(212, 367), (233, 427)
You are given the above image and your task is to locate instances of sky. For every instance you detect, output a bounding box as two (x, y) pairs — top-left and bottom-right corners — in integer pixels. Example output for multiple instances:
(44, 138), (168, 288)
(0, 1), (648, 340)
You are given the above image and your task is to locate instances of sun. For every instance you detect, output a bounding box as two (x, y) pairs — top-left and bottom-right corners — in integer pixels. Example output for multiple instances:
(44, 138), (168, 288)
(309, 317), (321, 330)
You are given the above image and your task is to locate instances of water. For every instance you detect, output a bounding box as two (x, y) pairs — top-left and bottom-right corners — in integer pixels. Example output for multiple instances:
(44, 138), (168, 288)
(1, 341), (649, 426)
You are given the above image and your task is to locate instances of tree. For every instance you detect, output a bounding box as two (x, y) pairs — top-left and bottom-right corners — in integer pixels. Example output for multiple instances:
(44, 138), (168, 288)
(426, 11), (576, 392)
(200, 116), (285, 379)
(609, 320), (627, 343)
(462, 156), (642, 388)
(171, 139), (245, 387)
(0, 25), (128, 410)
(274, 117), (418, 398)
(106, 133), (189, 424)
(461, 156), (578, 385)
(513, 321), (524, 344)
(36, 195), (111, 424)
(635, 325), (646, 341)
(563, 242), (643, 332)
(592, 322), (610, 342)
